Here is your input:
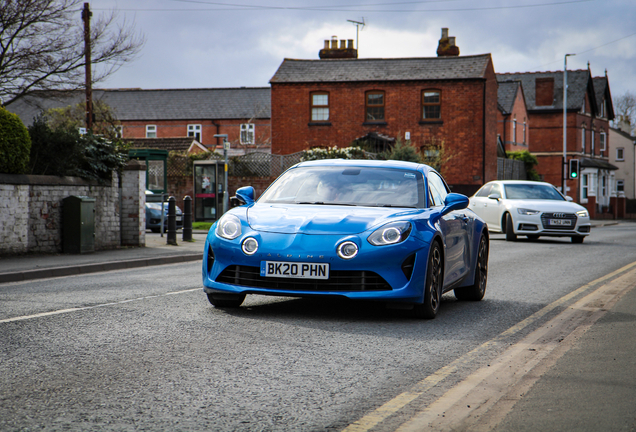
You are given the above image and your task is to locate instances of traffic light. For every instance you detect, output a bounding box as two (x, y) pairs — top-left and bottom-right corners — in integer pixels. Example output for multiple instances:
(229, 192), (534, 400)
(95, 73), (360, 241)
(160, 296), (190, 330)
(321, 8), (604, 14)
(569, 159), (580, 179)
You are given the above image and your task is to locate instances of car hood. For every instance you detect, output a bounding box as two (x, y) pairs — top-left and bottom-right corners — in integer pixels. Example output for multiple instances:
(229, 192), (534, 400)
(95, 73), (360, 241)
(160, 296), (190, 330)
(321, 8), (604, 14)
(505, 199), (586, 213)
(247, 204), (422, 234)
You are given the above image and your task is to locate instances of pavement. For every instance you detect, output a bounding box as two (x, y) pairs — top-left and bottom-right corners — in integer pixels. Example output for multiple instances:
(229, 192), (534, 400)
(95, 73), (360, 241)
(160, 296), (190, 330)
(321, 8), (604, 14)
(0, 230), (208, 283)
(1, 222), (634, 431)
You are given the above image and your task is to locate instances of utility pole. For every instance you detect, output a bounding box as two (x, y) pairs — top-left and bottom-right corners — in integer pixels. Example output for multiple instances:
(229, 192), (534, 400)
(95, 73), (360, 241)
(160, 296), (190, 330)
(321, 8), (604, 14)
(563, 53), (575, 195)
(82, 3), (93, 131)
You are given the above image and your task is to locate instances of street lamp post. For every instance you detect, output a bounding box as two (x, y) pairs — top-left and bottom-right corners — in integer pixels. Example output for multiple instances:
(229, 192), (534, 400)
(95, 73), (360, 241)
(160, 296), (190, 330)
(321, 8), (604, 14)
(563, 53), (576, 195)
(214, 134), (229, 215)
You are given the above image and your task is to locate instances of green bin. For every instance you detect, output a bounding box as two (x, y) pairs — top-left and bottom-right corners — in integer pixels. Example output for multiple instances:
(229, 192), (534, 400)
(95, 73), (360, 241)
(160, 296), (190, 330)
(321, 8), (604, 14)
(62, 196), (96, 254)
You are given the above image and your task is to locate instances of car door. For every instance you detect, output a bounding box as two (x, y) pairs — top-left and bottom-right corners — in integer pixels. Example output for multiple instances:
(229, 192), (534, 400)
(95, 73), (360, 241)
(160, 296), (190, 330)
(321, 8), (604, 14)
(481, 183), (505, 231)
(428, 172), (469, 286)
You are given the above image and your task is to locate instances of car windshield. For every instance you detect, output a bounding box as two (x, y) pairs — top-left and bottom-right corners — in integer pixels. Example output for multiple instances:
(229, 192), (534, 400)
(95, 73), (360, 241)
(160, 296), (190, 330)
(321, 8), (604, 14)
(504, 183), (565, 201)
(258, 166), (425, 208)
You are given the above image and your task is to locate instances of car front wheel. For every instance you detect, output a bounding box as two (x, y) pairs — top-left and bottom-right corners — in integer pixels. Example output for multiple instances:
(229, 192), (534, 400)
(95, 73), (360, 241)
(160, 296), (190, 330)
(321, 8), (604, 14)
(207, 293), (246, 308)
(455, 234), (488, 301)
(505, 213), (517, 241)
(413, 242), (442, 319)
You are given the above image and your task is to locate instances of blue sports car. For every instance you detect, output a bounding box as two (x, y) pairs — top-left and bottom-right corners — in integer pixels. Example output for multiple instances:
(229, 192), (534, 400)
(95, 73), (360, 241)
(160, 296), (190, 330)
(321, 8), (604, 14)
(202, 159), (489, 318)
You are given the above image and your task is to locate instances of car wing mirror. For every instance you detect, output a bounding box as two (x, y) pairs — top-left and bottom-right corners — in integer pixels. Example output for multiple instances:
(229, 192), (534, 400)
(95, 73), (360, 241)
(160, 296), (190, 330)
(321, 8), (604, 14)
(487, 193), (500, 201)
(442, 193), (469, 215)
(565, 196), (574, 202)
(231, 186), (255, 206)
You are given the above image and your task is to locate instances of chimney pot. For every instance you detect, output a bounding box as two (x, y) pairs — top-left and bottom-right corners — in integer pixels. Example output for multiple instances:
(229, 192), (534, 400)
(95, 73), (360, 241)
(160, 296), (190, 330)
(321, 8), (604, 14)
(441, 28), (449, 38)
(331, 35), (338, 49)
(449, 36), (456, 47)
(340, 39), (346, 49)
(347, 39), (354, 49)
(324, 40), (329, 49)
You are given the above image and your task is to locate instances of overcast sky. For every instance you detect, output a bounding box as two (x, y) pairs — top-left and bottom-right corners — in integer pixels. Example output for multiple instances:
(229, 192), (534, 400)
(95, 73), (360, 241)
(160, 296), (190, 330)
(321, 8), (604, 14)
(89, 0), (636, 99)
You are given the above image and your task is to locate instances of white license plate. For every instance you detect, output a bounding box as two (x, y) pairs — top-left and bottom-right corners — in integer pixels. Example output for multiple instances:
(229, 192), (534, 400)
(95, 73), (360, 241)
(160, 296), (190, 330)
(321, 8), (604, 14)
(261, 261), (329, 280)
(550, 219), (572, 226)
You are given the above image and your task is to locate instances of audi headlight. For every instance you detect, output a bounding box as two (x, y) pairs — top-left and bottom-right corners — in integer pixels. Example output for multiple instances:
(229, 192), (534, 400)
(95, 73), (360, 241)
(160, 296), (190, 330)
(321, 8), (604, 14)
(576, 210), (589, 218)
(368, 222), (412, 246)
(216, 214), (242, 240)
(517, 208), (540, 215)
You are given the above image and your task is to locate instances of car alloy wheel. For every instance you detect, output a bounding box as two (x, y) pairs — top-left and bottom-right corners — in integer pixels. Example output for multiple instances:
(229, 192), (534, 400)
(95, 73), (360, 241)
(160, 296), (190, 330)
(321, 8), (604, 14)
(414, 242), (442, 319)
(455, 233), (488, 301)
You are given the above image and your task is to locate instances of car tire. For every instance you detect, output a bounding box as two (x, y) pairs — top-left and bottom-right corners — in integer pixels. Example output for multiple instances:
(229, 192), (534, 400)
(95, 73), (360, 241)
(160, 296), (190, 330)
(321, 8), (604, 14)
(571, 236), (585, 244)
(207, 293), (246, 308)
(455, 233), (488, 301)
(527, 235), (540, 241)
(505, 213), (517, 242)
(413, 242), (442, 319)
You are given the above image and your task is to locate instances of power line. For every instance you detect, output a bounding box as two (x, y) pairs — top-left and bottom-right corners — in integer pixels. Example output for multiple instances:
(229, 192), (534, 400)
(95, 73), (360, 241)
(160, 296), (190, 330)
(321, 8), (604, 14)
(94, 0), (595, 13)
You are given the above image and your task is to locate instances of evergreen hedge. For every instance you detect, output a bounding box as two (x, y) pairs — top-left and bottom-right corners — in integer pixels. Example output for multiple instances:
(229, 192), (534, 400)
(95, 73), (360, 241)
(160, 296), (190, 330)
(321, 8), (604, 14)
(0, 107), (31, 174)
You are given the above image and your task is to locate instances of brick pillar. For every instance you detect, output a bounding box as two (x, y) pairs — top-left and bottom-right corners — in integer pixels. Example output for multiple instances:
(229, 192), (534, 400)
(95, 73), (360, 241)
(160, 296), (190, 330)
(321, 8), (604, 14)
(611, 196), (626, 219)
(121, 160), (146, 246)
(585, 196), (597, 219)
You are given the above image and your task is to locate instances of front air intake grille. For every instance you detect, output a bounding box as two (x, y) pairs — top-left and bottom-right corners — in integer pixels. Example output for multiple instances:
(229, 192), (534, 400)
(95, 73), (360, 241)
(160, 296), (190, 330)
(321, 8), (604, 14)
(540, 213), (577, 230)
(216, 265), (392, 292)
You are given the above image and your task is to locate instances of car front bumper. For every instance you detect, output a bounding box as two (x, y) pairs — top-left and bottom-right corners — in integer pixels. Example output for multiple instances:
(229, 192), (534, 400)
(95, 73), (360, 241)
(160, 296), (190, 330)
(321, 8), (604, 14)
(512, 212), (591, 237)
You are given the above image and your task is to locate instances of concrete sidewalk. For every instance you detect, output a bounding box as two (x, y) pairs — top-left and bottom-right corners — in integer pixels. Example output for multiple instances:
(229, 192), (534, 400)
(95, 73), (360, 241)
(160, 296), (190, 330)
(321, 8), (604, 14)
(0, 230), (208, 283)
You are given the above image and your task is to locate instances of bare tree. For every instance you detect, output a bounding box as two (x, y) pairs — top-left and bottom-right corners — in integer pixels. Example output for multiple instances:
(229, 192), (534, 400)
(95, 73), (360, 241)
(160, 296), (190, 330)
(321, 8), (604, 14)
(612, 90), (636, 131)
(0, 0), (144, 106)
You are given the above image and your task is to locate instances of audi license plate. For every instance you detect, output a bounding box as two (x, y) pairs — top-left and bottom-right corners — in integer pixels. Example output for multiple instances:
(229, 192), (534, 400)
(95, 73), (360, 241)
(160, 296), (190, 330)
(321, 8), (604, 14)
(550, 219), (572, 226)
(261, 261), (329, 280)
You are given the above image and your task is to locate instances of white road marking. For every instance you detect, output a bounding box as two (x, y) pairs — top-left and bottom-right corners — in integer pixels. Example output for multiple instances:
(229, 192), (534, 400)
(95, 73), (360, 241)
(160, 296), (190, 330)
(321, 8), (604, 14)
(0, 288), (201, 324)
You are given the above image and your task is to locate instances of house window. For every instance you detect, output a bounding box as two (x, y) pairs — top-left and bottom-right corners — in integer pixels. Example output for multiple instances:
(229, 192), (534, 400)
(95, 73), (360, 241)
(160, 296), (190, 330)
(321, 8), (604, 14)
(146, 125), (156, 138)
(601, 175), (606, 197)
(582, 174), (588, 200)
(512, 117), (517, 144)
(581, 126), (586, 152)
(581, 97), (587, 114)
(616, 147), (625, 161)
(188, 124), (202, 141)
(523, 119), (527, 144)
(366, 91), (385, 121)
(600, 132), (607, 152)
(617, 180), (625, 193)
(311, 92), (329, 122)
(422, 90), (441, 120)
(114, 125), (123, 139)
(240, 123), (255, 145)
(591, 129), (595, 153)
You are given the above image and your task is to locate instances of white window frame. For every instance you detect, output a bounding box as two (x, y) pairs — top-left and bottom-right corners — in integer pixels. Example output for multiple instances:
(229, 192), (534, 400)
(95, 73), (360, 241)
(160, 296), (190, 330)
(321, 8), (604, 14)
(523, 119), (527, 145)
(311, 92), (330, 122)
(600, 131), (606, 152)
(581, 173), (589, 202)
(581, 126), (586, 152)
(240, 123), (255, 145)
(591, 129), (595, 154)
(616, 147), (625, 161)
(146, 125), (157, 138)
(617, 180), (625, 193)
(114, 125), (123, 139)
(187, 124), (202, 141)
(512, 117), (517, 144)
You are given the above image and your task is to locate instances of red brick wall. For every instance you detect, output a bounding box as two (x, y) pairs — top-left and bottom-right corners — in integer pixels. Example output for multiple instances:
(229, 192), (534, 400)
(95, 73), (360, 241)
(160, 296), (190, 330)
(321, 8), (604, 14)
(497, 88), (530, 152)
(120, 119), (271, 150)
(271, 61), (498, 192)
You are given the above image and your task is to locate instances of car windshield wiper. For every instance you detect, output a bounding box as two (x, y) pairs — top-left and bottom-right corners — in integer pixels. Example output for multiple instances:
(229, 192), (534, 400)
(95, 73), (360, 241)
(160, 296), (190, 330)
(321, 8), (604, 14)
(368, 204), (418, 208)
(296, 201), (357, 206)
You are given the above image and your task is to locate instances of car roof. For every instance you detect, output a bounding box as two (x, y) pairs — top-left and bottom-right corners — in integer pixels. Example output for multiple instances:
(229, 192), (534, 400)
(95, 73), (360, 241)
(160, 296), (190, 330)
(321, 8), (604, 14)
(486, 180), (555, 187)
(295, 159), (431, 172)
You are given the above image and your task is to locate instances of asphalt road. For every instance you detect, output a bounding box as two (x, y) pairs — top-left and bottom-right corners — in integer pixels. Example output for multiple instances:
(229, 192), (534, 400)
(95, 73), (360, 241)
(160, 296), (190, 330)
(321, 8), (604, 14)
(1, 222), (635, 431)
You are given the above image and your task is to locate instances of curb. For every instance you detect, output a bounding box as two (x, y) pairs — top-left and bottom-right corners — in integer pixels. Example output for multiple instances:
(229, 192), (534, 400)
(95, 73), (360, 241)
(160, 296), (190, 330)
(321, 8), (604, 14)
(0, 253), (203, 284)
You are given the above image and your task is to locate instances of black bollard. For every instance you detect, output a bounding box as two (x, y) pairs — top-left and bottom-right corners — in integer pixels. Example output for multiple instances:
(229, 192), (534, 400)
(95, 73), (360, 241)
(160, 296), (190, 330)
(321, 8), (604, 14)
(167, 196), (177, 245)
(182, 195), (192, 242)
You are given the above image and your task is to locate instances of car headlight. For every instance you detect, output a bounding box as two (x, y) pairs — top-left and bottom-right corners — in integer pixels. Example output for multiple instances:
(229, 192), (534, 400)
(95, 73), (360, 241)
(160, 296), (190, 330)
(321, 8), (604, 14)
(216, 214), (242, 240)
(576, 210), (589, 218)
(517, 208), (540, 215)
(367, 221), (412, 246)
(337, 241), (359, 259)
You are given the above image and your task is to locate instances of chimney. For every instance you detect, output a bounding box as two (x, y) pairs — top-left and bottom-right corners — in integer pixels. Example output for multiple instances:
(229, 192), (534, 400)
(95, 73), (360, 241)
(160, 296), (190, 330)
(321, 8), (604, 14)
(436, 28), (460, 57)
(319, 35), (358, 59)
(535, 77), (555, 106)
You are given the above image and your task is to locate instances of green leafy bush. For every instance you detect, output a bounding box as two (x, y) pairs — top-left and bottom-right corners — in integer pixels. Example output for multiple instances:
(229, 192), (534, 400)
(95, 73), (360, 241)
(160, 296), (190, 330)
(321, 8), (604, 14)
(0, 107), (31, 174)
(28, 115), (128, 182)
(380, 139), (423, 163)
(508, 150), (540, 181)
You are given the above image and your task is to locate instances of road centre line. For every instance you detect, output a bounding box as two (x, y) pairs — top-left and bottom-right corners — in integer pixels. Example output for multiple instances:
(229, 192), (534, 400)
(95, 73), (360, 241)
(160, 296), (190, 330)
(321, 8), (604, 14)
(0, 288), (201, 324)
(342, 259), (636, 432)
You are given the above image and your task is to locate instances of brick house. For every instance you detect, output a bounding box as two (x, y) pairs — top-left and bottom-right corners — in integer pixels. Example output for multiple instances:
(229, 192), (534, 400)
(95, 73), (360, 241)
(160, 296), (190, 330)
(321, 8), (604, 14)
(609, 120), (636, 200)
(497, 79), (530, 152)
(7, 87), (272, 154)
(269, 31), (499, 195)
(497, 69), (616, 215)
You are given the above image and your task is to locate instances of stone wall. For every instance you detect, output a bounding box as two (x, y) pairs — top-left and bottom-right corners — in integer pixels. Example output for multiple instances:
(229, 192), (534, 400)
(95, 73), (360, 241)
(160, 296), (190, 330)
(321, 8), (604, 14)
(0, 167), (146, 255)
(121, 161), (146, 246)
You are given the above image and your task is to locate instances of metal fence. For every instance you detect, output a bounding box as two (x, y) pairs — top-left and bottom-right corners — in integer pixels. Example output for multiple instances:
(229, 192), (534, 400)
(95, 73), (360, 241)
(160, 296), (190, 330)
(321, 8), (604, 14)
(229, 151), (304, 177)
(497, 158), (526, 180)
